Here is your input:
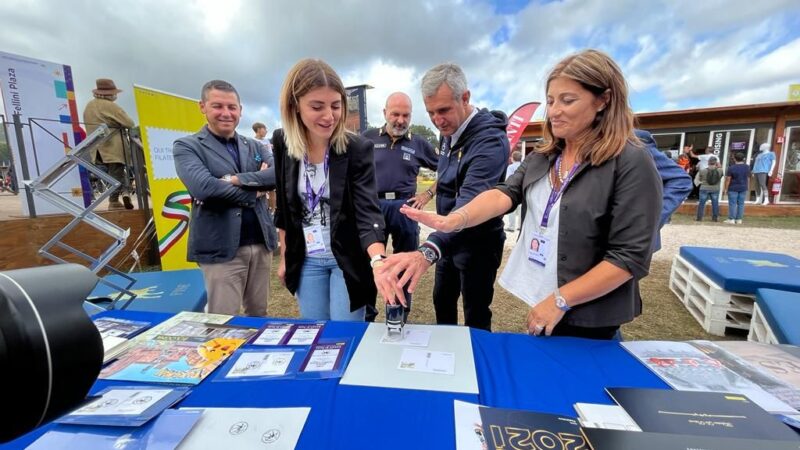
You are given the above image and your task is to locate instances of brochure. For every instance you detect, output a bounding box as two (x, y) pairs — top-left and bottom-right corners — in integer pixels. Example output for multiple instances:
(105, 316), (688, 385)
(98, 323), (256, 385)
(176, 407), (310, 450)
(690, 340), (800, 409)
(56, 386), (191, 427)
(573, 402), (641, 431)
(606, 387), (800, 441)
(452, 400), (586, 450)
(29, 409), (202, 450)
(93, 317), (151, 363)
(581, 427), (800, 450)
(104, 311), (232, 363)
(621, 340), (796, 413)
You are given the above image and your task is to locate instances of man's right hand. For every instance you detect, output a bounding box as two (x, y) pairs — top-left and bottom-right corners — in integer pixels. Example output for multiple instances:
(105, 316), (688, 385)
(378, 251), (433, 301)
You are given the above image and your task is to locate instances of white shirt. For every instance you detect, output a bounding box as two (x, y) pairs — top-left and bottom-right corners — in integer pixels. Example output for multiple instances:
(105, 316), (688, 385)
(450, 107), (479, 149)
(696, 154), (714, 171)
(498, 175), (560, 306)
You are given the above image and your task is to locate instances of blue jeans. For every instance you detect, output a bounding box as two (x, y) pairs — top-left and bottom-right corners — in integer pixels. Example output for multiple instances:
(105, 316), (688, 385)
(728, 190), (746, 220)
(696, 190), (719, 220)
(296, 257), (365, 321)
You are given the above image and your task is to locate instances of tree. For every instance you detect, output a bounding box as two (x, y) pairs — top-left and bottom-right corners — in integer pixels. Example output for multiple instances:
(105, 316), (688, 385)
(409, 124), (438, 148)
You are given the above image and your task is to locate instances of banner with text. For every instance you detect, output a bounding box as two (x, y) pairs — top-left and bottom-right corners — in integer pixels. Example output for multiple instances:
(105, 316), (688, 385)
(133, 85), (205, 270)
(0, 51), (85, 216)
(506, 102), (540, 154)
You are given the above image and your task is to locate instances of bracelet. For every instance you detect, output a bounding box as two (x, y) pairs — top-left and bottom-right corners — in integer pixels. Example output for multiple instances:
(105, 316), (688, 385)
(451, 209), (469, 232)
(369, 254), (386, 268)
(425, 188), (434, 198)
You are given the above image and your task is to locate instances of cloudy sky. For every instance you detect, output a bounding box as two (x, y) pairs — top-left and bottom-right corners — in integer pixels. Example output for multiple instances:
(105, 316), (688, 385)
(1, 0), (799, 136)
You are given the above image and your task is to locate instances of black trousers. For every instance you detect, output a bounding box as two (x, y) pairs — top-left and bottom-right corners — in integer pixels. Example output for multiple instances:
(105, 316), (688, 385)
(433, 232), (504, 331)
(365, 198), (421, 322)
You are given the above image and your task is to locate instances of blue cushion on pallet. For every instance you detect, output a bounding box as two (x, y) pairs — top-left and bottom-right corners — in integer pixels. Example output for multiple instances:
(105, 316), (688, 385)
(679, 247), (800, 294)
(87, 269), (207, 313)
(756, 288), (800, 345)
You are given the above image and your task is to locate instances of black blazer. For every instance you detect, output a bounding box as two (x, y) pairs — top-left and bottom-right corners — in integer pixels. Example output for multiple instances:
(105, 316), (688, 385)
(496, 143), (662, 327)
(272, 129), (385, 311)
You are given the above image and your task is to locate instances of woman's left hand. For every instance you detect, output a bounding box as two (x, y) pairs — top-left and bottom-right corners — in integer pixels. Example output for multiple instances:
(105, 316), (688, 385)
(526, 295), (567, 336)
(400, 204), (459, 232)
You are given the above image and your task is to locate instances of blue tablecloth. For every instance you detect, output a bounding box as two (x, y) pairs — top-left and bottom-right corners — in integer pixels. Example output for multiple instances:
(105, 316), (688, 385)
(2, 311), (666, 450)
(88, 269), (207, 313)
(680, 246), (800, 294)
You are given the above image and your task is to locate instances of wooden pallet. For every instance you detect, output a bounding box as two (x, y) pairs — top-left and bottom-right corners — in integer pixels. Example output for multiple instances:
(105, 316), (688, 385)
(669, 254), (755, 336)
(748, 303), (780, 344)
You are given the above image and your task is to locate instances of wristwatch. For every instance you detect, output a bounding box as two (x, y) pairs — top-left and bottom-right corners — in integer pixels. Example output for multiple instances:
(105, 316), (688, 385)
(222, 174), (233, 183)
(554, 287), (571, 311)
(369, 254), (386, 269)
(418, 244), (439, 265)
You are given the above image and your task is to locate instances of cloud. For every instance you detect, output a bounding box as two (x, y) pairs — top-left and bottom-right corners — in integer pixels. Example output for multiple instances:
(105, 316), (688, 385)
(1, 0), (799, 135)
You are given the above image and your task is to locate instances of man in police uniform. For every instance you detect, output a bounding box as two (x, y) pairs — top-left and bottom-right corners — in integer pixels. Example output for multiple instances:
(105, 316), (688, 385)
(363, 92), (438, 319)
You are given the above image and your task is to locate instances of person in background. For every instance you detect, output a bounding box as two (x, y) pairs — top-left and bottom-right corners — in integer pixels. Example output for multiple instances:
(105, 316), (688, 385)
(83, 78), (136, 210)
(694, 155), (722, 222)
(173, 80), (276, 316)
(271, 59), (391, 321)
(635, 130), (692, 251)
(504, 150), (523, 232)
(362, 92), (438, 321)
(391, 50), (662, 339)
(724, 152), (750, 224)
(252, 122), (272, 151)
(253, 122), (276, 215)
(376, 63), (509, 331)
(752, 143), (776, 205)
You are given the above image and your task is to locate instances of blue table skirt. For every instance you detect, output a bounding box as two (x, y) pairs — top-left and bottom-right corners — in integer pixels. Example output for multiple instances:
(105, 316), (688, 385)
(2, 311), (666, 450)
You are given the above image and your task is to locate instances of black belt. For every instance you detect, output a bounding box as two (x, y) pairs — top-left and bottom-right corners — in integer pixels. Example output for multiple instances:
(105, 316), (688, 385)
(378, 191), (414, 200)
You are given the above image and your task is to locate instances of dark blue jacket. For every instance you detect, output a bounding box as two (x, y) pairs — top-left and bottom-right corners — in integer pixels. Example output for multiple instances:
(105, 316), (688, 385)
(428, 108), (509, 254)
(173, 126), (277, 264)
(634, 129), (693, 251)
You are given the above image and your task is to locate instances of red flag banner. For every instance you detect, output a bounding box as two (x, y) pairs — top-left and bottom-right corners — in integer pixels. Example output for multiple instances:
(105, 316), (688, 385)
(506, 102), (540, 151)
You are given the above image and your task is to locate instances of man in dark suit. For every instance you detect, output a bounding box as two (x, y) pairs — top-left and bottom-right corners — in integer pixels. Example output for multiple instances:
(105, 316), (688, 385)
(378, 63), (509, 331)
(173, 80), (277, 316)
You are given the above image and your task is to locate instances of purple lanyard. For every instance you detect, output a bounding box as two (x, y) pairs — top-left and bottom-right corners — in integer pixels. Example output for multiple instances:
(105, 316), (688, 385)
(540, 155), (579, 229)
(303, 150), (329, 214)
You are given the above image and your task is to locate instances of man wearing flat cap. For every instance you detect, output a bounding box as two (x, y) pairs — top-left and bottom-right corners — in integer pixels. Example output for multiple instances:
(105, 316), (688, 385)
(83, 78), (136, 210)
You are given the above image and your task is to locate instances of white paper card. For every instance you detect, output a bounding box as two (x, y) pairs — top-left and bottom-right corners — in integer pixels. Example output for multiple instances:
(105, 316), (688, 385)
(287, 325), (322, 346)
(380, 328), (431, 347)
(177, 407), (310, 450)
(398, 348), (455, 375)
(74, 389), (173, 416)
(303, 346), (341, 372)
(226, 352), (294, 378)
(253, 324), (294, 346)
(453, 400), (484, 450)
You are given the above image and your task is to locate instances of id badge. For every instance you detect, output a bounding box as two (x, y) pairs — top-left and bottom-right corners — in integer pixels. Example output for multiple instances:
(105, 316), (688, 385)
(527, 232), (550, 266)
(303, 225), (326, 255)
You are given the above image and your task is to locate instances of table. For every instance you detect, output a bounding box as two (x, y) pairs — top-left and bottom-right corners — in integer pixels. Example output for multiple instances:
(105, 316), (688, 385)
(87, 269), (207, 313)
(2, 311), (667, 449)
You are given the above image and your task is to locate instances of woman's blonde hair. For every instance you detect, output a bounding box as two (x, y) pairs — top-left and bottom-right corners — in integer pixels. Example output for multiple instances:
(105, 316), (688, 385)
(535, 49), (639, 166)
(279, 59), (349, 160)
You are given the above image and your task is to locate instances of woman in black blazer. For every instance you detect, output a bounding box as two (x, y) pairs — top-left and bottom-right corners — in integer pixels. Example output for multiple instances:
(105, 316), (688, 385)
(273, 59), (391, 321)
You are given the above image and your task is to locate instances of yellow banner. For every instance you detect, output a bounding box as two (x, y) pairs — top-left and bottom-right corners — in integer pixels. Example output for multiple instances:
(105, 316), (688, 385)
(133, 85), (205, 270)
(790, 84), (800, 101)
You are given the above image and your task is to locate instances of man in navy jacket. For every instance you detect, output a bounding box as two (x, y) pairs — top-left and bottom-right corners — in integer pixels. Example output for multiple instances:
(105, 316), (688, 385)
(380, 63), (508, 331)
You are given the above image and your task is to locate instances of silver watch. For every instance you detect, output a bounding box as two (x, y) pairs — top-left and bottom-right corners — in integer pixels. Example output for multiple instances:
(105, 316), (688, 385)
(222, 174), (233, 182)
(554, 288), (571, 311)
(418, 245), (439, 265)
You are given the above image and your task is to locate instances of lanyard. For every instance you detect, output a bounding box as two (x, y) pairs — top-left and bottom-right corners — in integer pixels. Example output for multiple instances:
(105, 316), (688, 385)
(303, 150), (329, 215)
(540, 155), (579, 229)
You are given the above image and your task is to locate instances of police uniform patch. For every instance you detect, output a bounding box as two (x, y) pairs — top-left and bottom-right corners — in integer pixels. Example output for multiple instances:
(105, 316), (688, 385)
(401, 146), (416, 155)
(374, 143), (388, 149)
(402, 152), (411, 161)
